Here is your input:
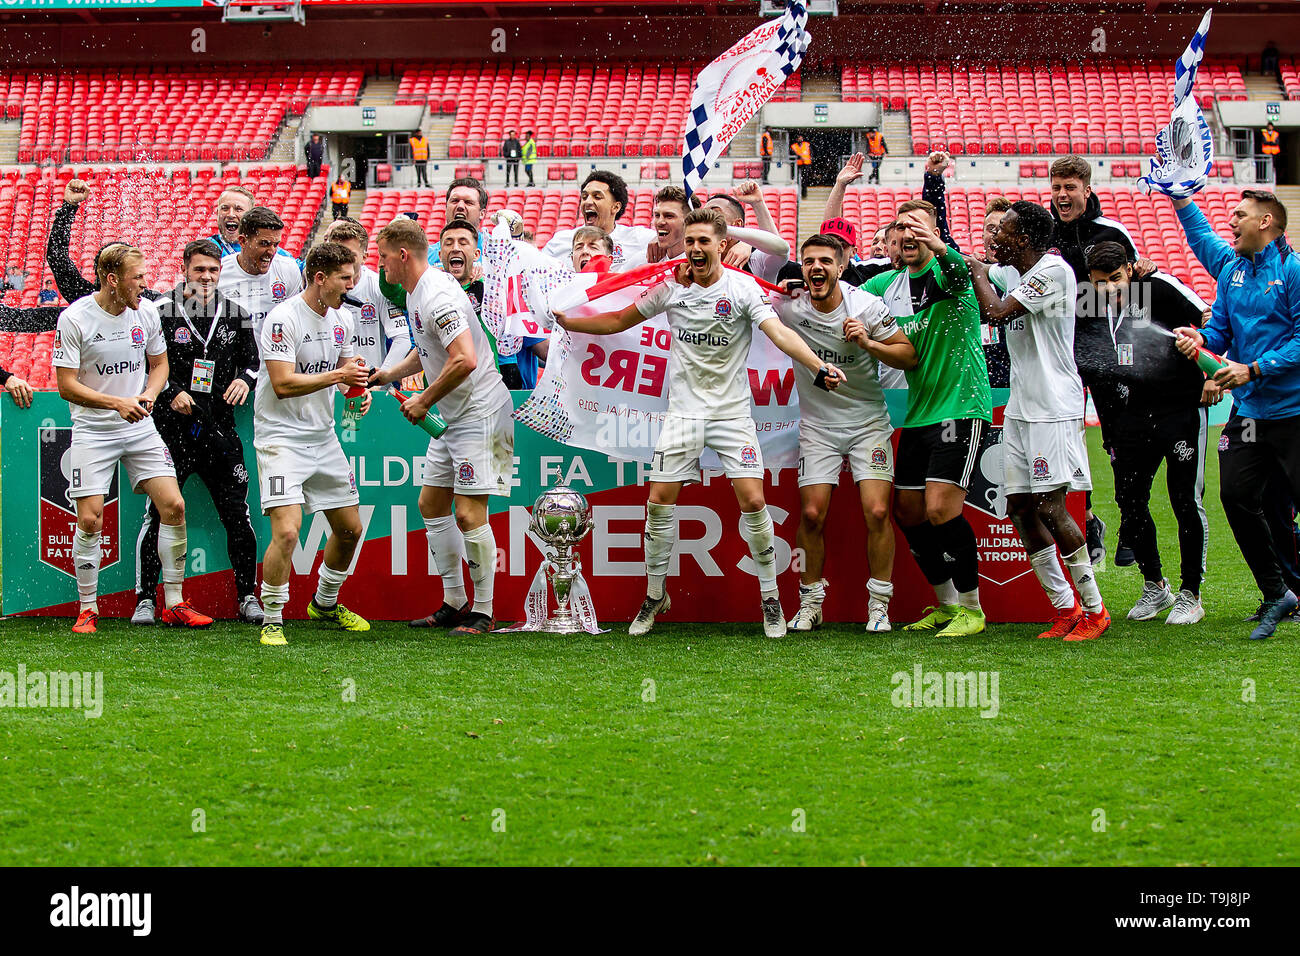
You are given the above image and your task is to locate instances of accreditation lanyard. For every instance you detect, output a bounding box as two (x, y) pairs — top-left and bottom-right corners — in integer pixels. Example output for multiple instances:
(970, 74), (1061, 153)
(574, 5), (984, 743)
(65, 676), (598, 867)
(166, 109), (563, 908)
(1108, 302), (1134, 367)
(183, 299), (222, 394)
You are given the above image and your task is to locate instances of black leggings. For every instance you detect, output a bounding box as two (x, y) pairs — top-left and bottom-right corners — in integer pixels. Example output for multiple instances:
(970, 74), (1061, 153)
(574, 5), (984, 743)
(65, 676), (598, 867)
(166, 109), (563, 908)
(1218, 413), (1300, 602)
(136, 426), (257, 601)
(1110, 406), (1209, 594)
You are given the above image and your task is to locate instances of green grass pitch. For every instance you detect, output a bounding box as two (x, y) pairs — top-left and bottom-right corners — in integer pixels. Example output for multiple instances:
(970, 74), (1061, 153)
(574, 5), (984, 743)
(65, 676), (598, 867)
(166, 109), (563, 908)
(1, 427), (1297, 866)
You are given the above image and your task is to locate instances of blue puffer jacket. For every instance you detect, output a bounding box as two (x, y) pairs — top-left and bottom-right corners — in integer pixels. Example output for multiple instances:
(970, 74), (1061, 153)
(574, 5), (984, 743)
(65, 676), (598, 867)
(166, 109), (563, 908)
(1176, 201), (1300, 420)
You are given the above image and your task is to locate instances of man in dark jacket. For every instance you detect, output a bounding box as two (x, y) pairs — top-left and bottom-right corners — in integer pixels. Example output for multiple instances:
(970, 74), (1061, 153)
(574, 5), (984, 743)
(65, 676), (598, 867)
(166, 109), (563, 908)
(305, 133), (325, 179)
(502, 129), (522, 188)
(133, 239), (263, 626)
(1078, 241), (1218, 626)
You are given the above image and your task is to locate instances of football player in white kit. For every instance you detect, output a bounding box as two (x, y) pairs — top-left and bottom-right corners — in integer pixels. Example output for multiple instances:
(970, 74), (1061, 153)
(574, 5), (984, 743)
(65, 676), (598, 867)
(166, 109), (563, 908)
(541, 170), (657, 271)
(372, 218), (515, 635)
(53, 246), (213, 633)
(321, 218), (412, 375)
(967, 200), (1111, 641)
(556, 207), (846, 638)
(218, 206), (304, 349)
(775, 235), (917, 633)
(254, 242), (372, 646)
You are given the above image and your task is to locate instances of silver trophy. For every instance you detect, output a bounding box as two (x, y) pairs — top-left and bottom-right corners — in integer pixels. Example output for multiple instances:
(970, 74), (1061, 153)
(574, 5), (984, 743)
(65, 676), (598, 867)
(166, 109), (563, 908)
(529, 486), (594, 633)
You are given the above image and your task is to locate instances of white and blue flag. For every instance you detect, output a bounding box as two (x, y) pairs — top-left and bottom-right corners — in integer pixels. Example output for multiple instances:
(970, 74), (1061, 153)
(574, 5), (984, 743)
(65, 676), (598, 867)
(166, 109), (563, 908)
(1139, 9), (1215, 198)
(681, 0), (811, 198)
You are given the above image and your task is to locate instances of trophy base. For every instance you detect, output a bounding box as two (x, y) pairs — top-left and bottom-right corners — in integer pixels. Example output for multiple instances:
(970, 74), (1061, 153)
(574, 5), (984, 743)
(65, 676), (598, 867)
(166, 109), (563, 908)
(531, 617), (588, 634)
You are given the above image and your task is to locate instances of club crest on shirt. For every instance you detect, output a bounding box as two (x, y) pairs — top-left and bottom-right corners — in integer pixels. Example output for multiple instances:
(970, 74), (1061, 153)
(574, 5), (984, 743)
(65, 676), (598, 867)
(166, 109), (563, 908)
(271, 281), (287, 300)
(740, 445), (758, 467)
(457, 461), (476, 484)
(715, 298), (733, 317)
(360, 303), (377, 323)
(1032, 456), (1051, 480)
(53, 329), (62, 349)
(175, 326), (191, 344)
(333, 325), (346, 346)
(270, 322), (284, 344)
(130, 326), (144, 346)
(411, 310), (423, 332)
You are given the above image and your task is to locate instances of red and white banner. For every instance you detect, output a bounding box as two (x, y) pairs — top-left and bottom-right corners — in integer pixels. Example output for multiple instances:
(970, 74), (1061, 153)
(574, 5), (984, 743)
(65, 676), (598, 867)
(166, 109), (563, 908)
(515, 267), (801, 469)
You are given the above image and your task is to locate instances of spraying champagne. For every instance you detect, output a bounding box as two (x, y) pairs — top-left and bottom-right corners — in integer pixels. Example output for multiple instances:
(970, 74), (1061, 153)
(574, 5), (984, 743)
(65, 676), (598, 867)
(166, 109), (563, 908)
(342, 357), (368, 431)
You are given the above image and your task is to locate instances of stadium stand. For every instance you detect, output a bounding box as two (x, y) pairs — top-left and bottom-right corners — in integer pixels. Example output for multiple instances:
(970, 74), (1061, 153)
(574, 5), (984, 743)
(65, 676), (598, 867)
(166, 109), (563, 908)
(841, 185), (1243, 303)
(356, 185), (799, 269)
(0, 163), (329, 388)
(5, 66), (363, 164)
(394, 60), (797, 161)
(0, 162), (327, 310)
(841, 59), (1247, 156)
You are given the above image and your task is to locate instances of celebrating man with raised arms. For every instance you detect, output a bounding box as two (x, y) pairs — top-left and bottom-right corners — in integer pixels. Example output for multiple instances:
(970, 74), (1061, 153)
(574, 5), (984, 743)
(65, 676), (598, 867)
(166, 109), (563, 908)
(555, 207), (845, 638)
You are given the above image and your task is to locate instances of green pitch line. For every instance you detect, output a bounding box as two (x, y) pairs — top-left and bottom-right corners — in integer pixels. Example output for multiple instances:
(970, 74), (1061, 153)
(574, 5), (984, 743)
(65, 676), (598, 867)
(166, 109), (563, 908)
(0, 427), (1296, 866)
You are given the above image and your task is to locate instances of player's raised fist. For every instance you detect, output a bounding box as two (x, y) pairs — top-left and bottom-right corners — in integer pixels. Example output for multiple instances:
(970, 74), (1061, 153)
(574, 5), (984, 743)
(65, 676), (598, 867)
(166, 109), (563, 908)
(64, 179), (90, 205)
(733, 180), (763, 204)
(925, 151), (951, 176)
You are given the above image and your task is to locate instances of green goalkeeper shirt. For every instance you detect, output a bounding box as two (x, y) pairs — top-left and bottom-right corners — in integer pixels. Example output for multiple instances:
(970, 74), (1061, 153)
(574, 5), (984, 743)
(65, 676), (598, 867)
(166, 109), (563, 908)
(862, 245), (991, 428)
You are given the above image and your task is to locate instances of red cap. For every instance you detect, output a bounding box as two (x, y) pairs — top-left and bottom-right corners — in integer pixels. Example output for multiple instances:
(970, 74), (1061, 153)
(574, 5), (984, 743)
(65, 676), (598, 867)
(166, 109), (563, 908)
(819, 217), (857, 248)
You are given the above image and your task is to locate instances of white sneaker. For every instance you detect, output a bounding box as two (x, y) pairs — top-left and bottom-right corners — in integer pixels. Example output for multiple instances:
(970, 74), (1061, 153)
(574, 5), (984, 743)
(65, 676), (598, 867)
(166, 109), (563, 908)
(131, 598), (155, 626)
(1127, 579), (1175, 621)
(788, 580), (826, 631)
(629, 592), (670, 636)
(1165, 590), (1205, 625)
(238, 594), (265, 625)
(762, 595), (787, 638)
(866, 596), (892, 632)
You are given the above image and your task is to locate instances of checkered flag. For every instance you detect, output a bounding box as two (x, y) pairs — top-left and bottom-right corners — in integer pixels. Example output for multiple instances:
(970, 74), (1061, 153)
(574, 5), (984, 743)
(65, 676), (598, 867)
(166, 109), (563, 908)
(1139, 9), (1215, 198)
(682, 0), (811, 198)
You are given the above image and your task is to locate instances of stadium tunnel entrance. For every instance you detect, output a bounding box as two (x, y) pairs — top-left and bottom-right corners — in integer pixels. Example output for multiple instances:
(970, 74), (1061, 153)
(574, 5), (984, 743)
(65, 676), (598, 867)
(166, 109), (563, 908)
(790, 129), (852, 188)
(335, 132), (389, 189)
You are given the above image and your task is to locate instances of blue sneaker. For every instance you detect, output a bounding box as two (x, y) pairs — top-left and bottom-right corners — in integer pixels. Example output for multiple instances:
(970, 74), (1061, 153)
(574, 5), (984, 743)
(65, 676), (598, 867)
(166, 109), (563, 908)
(1249, 592), (1298, 640)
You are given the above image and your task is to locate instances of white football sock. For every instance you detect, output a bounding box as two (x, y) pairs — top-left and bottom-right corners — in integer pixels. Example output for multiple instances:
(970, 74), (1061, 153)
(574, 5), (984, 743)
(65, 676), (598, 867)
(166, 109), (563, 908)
(157, 521), (187, 608)
(424, 515), (467, 607)
(1029, 545), (1075, 610)
(644, 503), (676, 600)
(741, 507), (778, 593)
(1063, 546), (1104, 613)
(462, 523), (496, 617)
(73, 526), (102, 612)
(260, 581), (289, 625)
(957, 586), (981, 610)
(313, 562), (349, 610)
(868, 578), (893, 604)
(933, 579), (959, 606)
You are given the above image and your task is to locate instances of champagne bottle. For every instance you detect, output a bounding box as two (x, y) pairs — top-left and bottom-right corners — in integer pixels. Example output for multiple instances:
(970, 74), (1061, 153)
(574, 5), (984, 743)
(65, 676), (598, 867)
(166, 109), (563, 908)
(1194, 346), (1230, 376)
(342, 358), (368, 431)
(387, 385), (447, 438)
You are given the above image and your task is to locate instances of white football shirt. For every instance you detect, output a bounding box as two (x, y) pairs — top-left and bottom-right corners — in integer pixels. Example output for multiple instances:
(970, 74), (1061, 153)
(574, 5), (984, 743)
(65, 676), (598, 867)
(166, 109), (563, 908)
(219, 252), (303, 351)
(406, 267), (510, 425)
(343, 265), (411, 370)
(635, 270), (777, 420)
(254, 294), (355, 446)
(53, 296), (168, 438)
(774, 282), (897, 429)
(542, 222), (658, 271)
(999, 254), (1083, 422)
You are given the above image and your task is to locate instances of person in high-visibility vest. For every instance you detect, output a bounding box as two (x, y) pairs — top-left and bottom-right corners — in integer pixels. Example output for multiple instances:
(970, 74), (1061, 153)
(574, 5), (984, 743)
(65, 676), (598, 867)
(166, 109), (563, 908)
(409, 130), (430, 187)
(331, 177), (352, 220)
(792, 135), (812, 199)
(522, 130), (538, 187)
(760, 127), (774, 184)
(865, 126), (888, 184)
(1262, 120), (1281, 169)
